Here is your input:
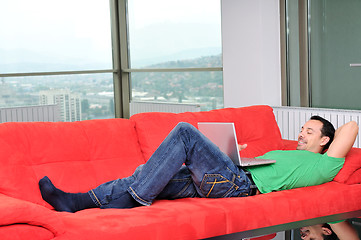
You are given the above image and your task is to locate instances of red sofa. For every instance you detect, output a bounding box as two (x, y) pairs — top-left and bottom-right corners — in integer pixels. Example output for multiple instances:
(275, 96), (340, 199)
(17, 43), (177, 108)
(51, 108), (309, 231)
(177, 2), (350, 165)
(0, 105), (360, 240)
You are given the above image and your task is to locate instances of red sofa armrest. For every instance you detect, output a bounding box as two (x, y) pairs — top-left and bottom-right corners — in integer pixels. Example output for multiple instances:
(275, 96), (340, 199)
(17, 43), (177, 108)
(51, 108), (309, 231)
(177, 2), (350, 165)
(0, 193), (65, 236)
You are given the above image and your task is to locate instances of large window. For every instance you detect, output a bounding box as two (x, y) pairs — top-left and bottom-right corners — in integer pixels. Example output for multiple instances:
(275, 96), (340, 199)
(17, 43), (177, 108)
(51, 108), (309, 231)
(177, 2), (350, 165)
(283, 0), (361, 110)
(0, 0), (114, 121)
(0, 0), (223, 122)
(126, 0), (223, 111)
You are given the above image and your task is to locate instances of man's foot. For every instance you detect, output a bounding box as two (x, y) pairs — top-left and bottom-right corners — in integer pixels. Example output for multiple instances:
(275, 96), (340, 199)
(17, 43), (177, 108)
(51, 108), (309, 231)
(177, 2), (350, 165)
(39, 176), (96, 212)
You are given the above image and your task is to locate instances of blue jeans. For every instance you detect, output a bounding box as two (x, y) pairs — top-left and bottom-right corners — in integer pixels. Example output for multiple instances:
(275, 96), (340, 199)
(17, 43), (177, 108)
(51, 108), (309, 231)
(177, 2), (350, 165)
(88, 122), (252, 209)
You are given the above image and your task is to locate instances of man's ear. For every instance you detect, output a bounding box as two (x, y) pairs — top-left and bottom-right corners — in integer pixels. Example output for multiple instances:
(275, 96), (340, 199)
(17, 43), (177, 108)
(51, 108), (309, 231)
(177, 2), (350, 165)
(320, 136), (330, 147)
(321, 227), (333, 236)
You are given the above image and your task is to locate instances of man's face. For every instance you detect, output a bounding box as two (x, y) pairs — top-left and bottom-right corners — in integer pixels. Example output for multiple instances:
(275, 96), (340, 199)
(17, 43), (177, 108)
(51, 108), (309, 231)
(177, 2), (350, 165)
(299, 225), (332, 240)
(297, 120), (329, 153)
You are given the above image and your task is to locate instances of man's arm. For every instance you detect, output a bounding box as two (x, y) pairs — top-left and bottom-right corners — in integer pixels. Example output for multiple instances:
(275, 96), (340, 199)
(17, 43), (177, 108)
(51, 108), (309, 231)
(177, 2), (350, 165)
(330, 221), (360, 240)
(327, 121), (359, 158)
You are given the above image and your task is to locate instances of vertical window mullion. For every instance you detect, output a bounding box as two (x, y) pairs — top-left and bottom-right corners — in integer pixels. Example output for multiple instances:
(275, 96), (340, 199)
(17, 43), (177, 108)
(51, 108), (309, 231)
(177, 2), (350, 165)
(298, 0), (310, 107)
(110, 0), (131, 118)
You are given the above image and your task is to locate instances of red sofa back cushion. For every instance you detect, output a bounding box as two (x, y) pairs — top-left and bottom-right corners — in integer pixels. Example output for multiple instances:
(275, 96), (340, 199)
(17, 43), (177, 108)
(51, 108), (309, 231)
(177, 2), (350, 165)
(130, 105), (284, 161)
(333, 148), (361, 184)
(0, 119), (145, 208)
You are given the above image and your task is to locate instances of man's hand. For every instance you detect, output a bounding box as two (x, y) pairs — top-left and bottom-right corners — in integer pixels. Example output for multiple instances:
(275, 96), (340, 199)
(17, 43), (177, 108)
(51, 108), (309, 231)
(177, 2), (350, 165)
(238, 144), (247, 150)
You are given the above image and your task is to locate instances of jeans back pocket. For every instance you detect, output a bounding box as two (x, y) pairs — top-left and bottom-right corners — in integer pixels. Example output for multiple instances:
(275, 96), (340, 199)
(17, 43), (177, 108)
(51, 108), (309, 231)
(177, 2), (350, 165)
(200, 174), (239, 198)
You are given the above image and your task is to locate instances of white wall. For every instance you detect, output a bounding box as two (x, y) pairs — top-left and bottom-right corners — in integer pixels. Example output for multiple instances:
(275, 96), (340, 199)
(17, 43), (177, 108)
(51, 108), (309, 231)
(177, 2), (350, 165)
(221, 0), (282, 108)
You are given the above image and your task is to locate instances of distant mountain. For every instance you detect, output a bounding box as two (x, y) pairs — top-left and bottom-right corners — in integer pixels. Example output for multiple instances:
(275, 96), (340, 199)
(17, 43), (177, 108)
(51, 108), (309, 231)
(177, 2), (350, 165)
(131, 47), (222, 68)
(131, 53), (223, 103)
(146, 54), (222, 68)
(0, 47), (221, 73)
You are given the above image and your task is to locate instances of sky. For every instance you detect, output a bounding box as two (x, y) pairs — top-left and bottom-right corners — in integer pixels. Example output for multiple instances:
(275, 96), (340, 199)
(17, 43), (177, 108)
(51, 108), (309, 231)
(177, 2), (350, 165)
(128, 0), (221, 28)
(128, 0), (222, 66)
(0, 0), (112, 66)
(0, 0), (222, 69)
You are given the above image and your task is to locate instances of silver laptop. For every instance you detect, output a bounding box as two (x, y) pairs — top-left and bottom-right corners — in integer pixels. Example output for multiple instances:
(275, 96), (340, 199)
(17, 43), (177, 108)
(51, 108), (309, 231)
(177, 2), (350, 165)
(197, 122), (276, 167)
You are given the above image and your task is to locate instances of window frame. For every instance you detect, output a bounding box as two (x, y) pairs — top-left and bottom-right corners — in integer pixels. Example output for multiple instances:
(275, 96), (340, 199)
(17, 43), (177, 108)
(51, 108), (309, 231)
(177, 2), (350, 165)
(115, 0), (223, 118)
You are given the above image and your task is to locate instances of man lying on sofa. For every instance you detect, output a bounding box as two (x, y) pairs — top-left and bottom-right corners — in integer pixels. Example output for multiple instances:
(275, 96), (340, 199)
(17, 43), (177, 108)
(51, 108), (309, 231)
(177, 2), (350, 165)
(39, 116), (358, 214)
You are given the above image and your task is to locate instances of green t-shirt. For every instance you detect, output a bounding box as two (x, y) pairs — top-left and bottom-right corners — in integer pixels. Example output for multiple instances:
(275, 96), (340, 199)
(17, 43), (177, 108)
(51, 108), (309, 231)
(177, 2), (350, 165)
(245, 150), (345, 193)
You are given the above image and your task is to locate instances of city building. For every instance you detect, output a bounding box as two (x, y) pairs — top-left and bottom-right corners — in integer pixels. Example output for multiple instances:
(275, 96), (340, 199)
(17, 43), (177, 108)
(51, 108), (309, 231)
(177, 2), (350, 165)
(39, 89), (81, 122)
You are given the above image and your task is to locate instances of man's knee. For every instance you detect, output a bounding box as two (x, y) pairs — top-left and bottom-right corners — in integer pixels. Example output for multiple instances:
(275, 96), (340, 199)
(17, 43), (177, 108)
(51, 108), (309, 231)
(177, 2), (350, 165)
(175, 122), (196, 132)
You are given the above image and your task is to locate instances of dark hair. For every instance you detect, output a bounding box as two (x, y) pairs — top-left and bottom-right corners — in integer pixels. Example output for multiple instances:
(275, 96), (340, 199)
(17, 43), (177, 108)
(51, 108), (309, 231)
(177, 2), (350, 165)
(322, 223), (339, 240)
(310, 116), (335, 152)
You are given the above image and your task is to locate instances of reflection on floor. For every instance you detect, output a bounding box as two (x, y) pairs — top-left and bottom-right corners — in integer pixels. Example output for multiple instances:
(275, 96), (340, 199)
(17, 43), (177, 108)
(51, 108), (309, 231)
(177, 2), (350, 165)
(292, 218), (361, 240)
(243, 219), (361, 240)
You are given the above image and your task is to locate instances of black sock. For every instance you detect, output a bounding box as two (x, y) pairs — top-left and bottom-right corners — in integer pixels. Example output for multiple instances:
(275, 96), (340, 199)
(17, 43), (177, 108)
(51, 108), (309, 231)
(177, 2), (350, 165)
(39, 176), (97, 213)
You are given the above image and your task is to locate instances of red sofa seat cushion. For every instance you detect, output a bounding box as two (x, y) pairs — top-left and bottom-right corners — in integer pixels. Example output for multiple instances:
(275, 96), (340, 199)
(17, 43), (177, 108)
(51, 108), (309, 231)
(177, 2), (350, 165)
(50, 181), (361, 240)
(131, 105), (284, 161)
(0, 225), (53, 240)
(0, 119), (145, 208)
